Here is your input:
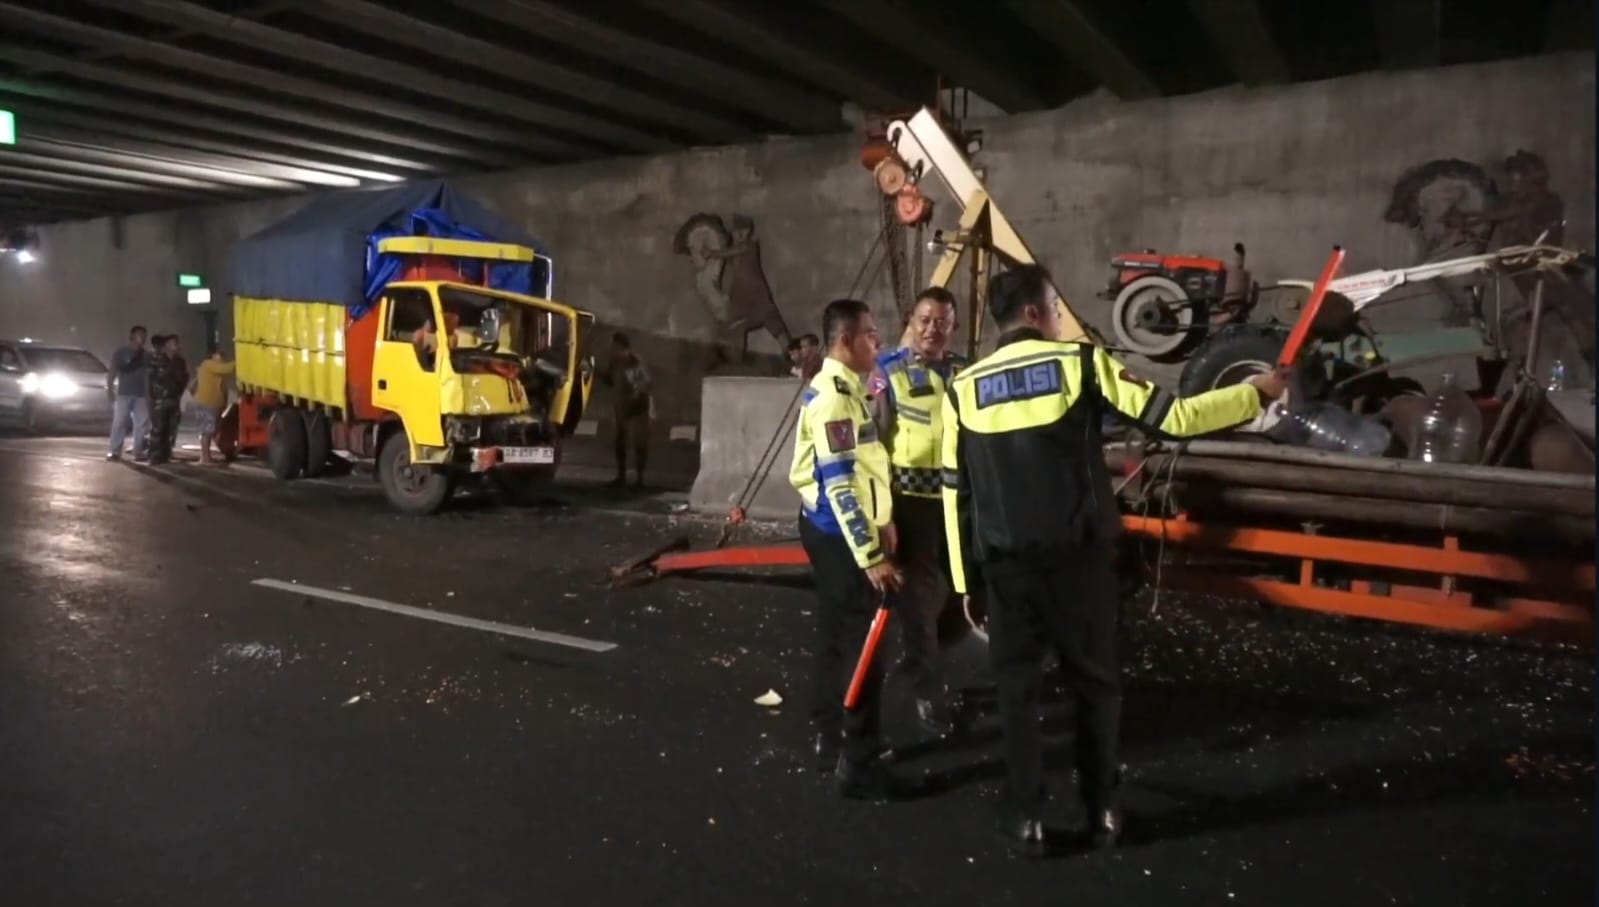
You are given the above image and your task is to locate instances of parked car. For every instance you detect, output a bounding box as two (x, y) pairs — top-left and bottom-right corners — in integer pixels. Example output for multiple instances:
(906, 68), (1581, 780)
(0, 339), (113, 434)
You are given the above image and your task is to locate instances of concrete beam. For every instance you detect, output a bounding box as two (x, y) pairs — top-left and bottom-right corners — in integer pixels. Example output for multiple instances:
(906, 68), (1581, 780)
(636, 0), (917, 112)
(0, 149), (246, 194)
(0, 180), (153, 212)
(0, 164), (215, 199)
(18, 138), (308, 192)
(0, 46), (510, 170)
(1186, 0), (1290, 85)
(17, 119), (369, 188)
(457, 0), (846, 132)
(93, 0), (663, 155)
(822, 0), (1048, 112)
(1005, 0), (1161, 100)
(1374, 0), (1442, 70)
(300, 0), (750, 143)
(0, 82), (436, 176)
(0, 3), (539, 164)
(1545, 0), (1596, 51)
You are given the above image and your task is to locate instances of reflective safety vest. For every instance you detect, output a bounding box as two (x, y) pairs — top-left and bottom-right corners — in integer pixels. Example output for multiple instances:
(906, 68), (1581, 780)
(788, 356), (894, 568)
(939, 328), (1263, 595)
(869, 346), (966, 499)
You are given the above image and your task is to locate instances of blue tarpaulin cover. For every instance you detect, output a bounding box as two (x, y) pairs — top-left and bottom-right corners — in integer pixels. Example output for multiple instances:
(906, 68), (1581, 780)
(229, 180), (549, 319)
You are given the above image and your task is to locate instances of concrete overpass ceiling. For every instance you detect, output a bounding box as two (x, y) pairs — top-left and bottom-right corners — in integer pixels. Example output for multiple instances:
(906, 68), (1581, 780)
(0, 0), (1587, 230)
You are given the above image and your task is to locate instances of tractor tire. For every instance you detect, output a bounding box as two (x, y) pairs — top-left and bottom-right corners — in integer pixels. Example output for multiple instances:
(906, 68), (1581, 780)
(1178, 324), (1288, 396)
(266, 407), (308, 480)
(301, 409), (333, 479)
(378, 431), (453, 516)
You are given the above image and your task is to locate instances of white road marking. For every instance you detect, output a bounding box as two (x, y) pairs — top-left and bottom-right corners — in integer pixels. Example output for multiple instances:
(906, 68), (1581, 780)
(250, 579), (618, 653)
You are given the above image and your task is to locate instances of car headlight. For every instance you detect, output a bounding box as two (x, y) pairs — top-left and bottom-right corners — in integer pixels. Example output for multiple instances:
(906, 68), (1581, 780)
(21, 372), (77, 400)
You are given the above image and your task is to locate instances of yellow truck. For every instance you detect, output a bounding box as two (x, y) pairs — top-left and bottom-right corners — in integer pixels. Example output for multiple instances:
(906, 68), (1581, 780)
(225, 187), (594, 514)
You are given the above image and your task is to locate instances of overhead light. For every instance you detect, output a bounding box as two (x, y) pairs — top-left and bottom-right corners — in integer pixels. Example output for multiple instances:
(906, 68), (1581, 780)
(187, 287), (212, 305)
(15, 249), (34, 264)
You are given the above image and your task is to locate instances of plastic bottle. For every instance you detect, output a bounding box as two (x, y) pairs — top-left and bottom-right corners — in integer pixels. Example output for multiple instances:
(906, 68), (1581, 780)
(1279, 401), (1392, 457)
(1409, 373), (1483, 464)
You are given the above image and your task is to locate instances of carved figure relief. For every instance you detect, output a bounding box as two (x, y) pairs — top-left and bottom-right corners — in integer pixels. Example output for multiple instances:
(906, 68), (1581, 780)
(673, 213), (792, 366)
(1384, 151), (1567, 264)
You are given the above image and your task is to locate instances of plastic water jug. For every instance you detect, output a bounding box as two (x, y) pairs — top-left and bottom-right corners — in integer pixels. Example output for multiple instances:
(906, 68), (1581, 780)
(1279, 402), (1392, 457)
(1410, 373), (1482, 464)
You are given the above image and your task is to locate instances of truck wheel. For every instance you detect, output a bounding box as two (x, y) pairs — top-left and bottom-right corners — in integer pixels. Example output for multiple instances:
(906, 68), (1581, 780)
(267, 408), (308, 480)
(1178, 325), (1288, 396)
(301, 410), (333, 479)
(493, 467), (556, 506)
(378, 431), (453, 516)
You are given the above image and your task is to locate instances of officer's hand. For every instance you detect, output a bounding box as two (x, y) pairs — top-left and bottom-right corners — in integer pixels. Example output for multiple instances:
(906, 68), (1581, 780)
(865, 560), (903, 595)
(880, 523), (899, 557)
(1247, 367), (1291, 402)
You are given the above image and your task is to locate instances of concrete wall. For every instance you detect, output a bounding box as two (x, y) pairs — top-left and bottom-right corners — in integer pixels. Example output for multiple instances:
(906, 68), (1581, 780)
(1, 52), (1591, 441)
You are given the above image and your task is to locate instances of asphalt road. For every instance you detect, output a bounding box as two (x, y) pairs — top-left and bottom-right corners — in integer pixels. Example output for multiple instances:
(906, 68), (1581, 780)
(0, 435), (1591, 907)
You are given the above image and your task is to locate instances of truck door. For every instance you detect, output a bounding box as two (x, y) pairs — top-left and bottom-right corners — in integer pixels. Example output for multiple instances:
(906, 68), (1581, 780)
(371, 287), (446, 448)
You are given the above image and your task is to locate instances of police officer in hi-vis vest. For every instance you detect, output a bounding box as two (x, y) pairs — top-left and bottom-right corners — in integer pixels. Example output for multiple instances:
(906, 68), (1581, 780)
(940, 265), (1288, 856)
(867, 286), (967, 735)
(788, 298), (910, 802)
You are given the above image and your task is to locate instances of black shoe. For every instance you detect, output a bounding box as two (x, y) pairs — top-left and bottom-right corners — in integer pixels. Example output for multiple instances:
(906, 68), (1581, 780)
(1088, 807), (1123, 850)
(834, 758), (911, 802)
(914, 697), (955, 736)
(106, 452), (121, 461)
(996, 815), (1048, 859)
(812, 732), (839, 773)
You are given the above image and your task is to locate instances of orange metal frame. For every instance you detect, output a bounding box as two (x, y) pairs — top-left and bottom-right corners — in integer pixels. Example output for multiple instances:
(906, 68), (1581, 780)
(647, 515), (1593, 645)
(1121, 514), (1594, 645)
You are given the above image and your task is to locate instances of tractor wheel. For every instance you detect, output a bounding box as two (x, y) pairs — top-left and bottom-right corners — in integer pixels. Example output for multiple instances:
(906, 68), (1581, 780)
(1178, 325), (1288, 396)
(377, 431), (453, 516)
(1111, 276), (1197, 360)
(301, 409), (333, 479)
(266, 408), (308, 480)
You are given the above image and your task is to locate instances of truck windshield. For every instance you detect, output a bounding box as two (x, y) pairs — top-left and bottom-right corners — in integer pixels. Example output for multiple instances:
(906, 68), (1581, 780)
(439, 285), (560, 356)
(22, 347), (106, 373)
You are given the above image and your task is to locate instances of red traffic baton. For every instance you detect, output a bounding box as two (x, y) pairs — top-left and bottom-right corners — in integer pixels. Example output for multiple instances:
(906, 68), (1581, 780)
(843, 601), (892, 711)
(1277, 245), (1346, 368)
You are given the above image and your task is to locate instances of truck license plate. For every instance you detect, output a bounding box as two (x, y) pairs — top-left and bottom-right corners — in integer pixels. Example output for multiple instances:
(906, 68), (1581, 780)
(501, 446), (555, 465)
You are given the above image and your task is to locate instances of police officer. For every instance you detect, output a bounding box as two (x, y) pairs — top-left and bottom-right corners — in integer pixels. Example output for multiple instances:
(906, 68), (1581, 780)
(789, 298), (907, 801)
(867, 286), (966, 734)
(940, 265), (1287, 856)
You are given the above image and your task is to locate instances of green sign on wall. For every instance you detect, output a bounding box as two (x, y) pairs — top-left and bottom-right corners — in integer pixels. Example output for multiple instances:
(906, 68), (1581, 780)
(177, 273), (204, 288)
(0, 111), (14, 146)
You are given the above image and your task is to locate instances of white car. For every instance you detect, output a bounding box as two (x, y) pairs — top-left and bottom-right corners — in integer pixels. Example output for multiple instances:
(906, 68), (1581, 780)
(0, 340), (114, 434)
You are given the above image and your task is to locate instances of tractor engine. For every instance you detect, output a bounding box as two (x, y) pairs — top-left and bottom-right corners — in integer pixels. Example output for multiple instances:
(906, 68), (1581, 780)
(1102, 243), (1253, 360)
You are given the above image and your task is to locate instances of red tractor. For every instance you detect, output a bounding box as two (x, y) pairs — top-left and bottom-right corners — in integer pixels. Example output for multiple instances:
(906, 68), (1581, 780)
(1102, 242), (1253, 360)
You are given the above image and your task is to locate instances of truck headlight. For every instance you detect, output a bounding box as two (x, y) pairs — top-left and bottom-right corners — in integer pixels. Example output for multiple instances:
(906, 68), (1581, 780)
(21, 372), (77, 400)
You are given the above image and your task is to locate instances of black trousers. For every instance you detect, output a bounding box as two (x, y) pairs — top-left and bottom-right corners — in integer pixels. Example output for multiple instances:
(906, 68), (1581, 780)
(148, 401), (181, 462)
(983, 544), (1122, 818)
(892, 494), (952, 701)
(800, 515), (883, 767)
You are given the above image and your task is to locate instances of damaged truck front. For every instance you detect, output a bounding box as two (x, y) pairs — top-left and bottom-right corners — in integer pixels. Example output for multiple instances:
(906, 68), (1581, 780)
(223, 182), (595, 515)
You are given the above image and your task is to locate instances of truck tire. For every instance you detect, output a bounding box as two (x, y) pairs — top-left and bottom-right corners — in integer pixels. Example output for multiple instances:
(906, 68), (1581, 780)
(267, 408), (308, 480)
(1178, 325), (1288, 396)
(301, 409), (333, 479)
(378, 431), (453, 516)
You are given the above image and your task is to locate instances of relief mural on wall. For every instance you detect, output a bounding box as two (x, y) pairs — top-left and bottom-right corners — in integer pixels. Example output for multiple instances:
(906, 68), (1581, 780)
(1382, 149), (1589, 383)
(1384, 150), (1566, 264)
(673, 213), (792, 369)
